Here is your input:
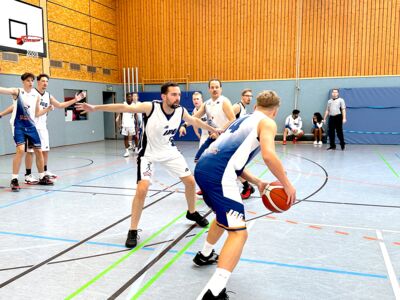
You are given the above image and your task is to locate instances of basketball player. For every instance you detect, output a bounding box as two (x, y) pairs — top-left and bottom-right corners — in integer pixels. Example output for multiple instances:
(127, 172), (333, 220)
(76, 82), (218, 248)
(0, 73), (54, 191)
(282, 109), (304, 145)
(193, 90), (296, 300)
(179, 79), (235, 195)
(116, 93), (136, 157)
(190, 92), (209, 147)
(232, 89), (256, 199)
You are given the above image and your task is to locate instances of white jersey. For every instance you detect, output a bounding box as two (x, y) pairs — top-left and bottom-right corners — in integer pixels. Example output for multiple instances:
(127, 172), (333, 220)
(192, 106), (209, 140)
(140, 101), (184, 161)
(33, 89), (51, 129)
(285, 115), (302, 131)
(235, 101), (247, 119)
(122, 101), (135, 128)
(199, 111), (267, 185)
(10, 88), (38, 128)
(204, 95), (231, 129)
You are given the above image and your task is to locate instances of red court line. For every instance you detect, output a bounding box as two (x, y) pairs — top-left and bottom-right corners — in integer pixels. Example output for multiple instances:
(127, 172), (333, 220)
(363, 236), (379, 241)
(335, 231), (350, 235)
(393, 242), (400, 246)
(286, 220), (298, 224)
(247, 210), (257, 215)
(308, 225), (322, 230)
(265, 216), (276, 219)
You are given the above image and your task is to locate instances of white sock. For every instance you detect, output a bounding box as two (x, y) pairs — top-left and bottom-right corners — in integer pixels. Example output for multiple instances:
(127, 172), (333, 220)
(201, 241), (214, 257)
(39, 173), (44, 179)
(12, 174), (18, 180)
(197, 268), (231, 299)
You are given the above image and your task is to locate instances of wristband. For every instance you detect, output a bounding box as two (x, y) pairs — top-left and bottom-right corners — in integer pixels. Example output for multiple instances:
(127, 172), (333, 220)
(181, 123), (187, 128)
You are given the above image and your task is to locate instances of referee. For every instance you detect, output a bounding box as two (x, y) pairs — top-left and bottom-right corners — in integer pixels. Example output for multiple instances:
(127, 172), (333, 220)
(324, 88), (347, 150)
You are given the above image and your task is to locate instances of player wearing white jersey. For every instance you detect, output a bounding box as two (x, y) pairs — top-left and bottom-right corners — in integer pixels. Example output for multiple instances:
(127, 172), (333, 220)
(0, 73), (54, 191)
(232, 88), (252, 119)
(116, 93), (136, 157)
(193, 91), (296, 300)
(76, 82), (218, 248)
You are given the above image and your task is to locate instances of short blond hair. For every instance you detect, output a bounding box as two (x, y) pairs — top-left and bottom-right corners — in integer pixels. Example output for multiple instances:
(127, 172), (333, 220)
(192, 91), (203, 98)
(256, 90), (280, 108)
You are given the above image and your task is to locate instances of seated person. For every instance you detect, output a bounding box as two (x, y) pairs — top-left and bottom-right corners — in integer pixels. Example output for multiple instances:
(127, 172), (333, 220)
(312, 112), (324, 145)
(283, 109), (303, 144)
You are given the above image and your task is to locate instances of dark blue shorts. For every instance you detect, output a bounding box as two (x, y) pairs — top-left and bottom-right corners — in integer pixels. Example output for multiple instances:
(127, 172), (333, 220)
(195, 168), (246, 231)
(13, 126), (41, 148)
(194, 137), (215, 162)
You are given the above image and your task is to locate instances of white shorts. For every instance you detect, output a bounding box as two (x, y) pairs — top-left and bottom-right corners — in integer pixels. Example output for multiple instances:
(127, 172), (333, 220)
(286, 128), (304, 136)
(121, 127), (135, 136)
(27, 128), (49, 152)
(137, 154), (191, 183)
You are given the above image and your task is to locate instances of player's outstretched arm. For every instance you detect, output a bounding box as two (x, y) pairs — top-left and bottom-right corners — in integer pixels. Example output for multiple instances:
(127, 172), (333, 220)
(76, 102), (152, 115)
(51, 91), (87, 109)
(0, 87), (19, 97)
(259, 118), (296, 204)
(0, 104), (14, 118)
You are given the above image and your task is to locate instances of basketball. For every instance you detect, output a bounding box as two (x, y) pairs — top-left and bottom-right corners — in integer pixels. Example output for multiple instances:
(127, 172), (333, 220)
(262, 181), (291, 213)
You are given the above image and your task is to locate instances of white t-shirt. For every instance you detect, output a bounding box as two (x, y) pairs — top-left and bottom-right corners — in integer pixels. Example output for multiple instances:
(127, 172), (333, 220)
(204, 95), (231, 129)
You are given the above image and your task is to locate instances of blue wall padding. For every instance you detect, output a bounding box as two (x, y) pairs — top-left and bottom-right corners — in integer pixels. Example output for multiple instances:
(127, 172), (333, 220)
(338, 87), (400, 144)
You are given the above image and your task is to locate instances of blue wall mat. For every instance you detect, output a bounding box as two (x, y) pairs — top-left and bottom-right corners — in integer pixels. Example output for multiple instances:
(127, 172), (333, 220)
(339, 87), (400, 144)
(138, 91), (199, 141)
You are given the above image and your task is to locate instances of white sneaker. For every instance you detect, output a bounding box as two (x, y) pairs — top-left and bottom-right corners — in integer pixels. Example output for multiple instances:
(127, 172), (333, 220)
(25, 174), (39, 184)
(45, 171), (58, 179)
(128, 145), (134, 150)
(123, 150), (130, 157)
(318, 141), (323, 145)
(313, 141), (318, 145)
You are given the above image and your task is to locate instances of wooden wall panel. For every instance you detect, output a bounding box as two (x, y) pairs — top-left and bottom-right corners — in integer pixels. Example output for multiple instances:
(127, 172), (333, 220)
(90, 0), (116, 24)
(92, 51), (117, 69)
(48, 22), (91, 49)
(48, 0), (90, 15)
(50, 64), (93, 81)
(49, 42), (91, 65)
(22, 0), (40, 5)
(47, 2), (90, 32)
(91, 19), (117, 38)
(93, 0), (116, 10)
(91, 35), (117, 54)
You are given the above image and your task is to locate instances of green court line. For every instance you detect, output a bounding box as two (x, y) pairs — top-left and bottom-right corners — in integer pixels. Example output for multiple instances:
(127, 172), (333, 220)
(131, 226), (208, 300)
(376, 152), (399, 178)
(65, 210), (188, 299)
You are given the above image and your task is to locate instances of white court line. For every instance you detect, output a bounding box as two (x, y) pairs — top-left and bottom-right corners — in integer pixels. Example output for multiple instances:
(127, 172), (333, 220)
(376, 230), (400, 300)
(261, 218), (400, 234)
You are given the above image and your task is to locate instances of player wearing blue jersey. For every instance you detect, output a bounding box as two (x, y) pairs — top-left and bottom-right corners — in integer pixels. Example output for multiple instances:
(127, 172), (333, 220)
(194, 90), (296, 300)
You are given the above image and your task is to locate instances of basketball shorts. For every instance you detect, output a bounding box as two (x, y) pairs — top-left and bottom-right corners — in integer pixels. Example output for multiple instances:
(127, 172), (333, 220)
(121, 127), (135, 136)
(13, 126), (41, 149)
(194, 168), (246, 231)
(137, 154), (191, 183)
(27, 128), (49, 152)
(286, 128), (304, 136)
(194, 136), (215, 162)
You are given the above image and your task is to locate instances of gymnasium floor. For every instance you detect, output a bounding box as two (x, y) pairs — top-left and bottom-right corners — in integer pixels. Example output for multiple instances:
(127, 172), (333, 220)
(0, 140), (399, 299)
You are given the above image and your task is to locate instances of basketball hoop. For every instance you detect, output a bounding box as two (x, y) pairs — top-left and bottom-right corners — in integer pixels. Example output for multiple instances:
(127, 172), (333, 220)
(16, 35), (43, 46)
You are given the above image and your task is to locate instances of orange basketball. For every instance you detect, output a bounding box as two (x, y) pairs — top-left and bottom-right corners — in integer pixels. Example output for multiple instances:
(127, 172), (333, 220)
(262, 181), (291, 213)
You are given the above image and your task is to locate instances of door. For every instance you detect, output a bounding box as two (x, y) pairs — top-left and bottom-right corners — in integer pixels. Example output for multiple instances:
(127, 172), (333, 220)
(103, 91), (117, 139)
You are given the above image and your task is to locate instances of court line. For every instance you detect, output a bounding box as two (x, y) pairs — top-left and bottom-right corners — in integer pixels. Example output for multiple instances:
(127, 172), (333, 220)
(376, 230), (400, 299)
(0, 187), (177, 288)
(0, 166), (134, 209)
(376, 151), (399, 178)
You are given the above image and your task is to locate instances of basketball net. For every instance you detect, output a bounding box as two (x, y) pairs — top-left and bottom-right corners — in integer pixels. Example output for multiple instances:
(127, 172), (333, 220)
(26, 49), (39, 58)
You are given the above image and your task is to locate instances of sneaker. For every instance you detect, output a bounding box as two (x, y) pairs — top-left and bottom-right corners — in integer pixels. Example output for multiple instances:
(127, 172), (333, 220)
(318, 141), (323, 145)
(10, 178), (20, 192)
(186, 211), (209, 227)
(313, 140), (318, 145)
(123, 150), (129, 157)
(327, 146), (336, 150)
(45, 171), (57, 179)
(193, 249), (219, 266)
(39, 175), (54, 185)
(25, 174), (39, 185)
(241, 184), (255, 200)
(202, 288), (229, 300)
(196, 190), (203, 196)
(128, 145), (134, 150)
(341, 144), (345, 150)
(282, 140), (287, 145)
(293, 137), (297, 144)
(125, 229), (140, 248)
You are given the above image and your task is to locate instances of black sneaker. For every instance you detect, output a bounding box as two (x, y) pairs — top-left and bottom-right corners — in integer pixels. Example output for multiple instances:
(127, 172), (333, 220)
(125, 229), (140, 248)
(39, 175), (54, 185)
(186, 211), (209, 227)
(241, 184), (255, 200)
(193, 249), (219, 266)
(202, 288), (229, 300)
(326, 146), (336, 150)
(10, 178), (20, 192)
(341, 144), (345, 150)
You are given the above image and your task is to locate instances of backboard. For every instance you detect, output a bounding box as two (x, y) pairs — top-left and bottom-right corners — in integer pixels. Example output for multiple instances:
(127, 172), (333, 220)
(0, 0), (46, 57)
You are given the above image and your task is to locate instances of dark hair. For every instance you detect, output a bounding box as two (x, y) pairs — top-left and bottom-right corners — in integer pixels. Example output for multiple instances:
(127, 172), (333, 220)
(292, 109), (300, 114)
(332, 88), (339, 93)
(21, 72), (35, 81)
(313, 112), (323, 122)
(37, 74), (49, 81)
(241, 88), (252, 96)
(161, 81), (179, 95)
(208, 78), (222, 88)
(125, 92), (132, 97)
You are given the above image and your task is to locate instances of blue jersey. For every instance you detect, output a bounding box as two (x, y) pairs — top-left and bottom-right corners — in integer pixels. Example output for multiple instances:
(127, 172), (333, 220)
(196, 110), (268, 182)
(10, 88), (38, 128)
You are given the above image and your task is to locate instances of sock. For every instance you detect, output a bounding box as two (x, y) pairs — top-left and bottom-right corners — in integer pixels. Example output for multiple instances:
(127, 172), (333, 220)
(198, 268), (231, 299)
(12, 174), (18, 180)
(201, 241), (214, 257)
(44, 165), (47, 172)
(242, 180), (249, 189)
(39, 173), (44, 179)
(25, 169), (32, 176)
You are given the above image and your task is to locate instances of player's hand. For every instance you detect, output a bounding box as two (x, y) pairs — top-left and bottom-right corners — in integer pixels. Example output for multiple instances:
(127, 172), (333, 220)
(210, 132), (219, 139)
(76, 102), (95, 113)
(75, 91), (87, 102)
(283, 183), (296, 206)
(257, 180), (269, 196)
(47, 105), (54, 112)
(179, 126), (186, 137)
(343, 118), (347, 124)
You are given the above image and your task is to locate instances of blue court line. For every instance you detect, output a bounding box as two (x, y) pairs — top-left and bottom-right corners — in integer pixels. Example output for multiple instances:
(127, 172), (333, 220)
(395, 153), (400, 161)
(0, 166), (133, 209)
(0, 230), (388, 280)
(343, 130), (400, 135)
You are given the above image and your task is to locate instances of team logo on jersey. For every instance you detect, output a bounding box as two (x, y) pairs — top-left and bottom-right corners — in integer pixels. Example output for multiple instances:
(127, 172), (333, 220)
(163, 128), (177, 136)
(143, 162), (153, 177)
